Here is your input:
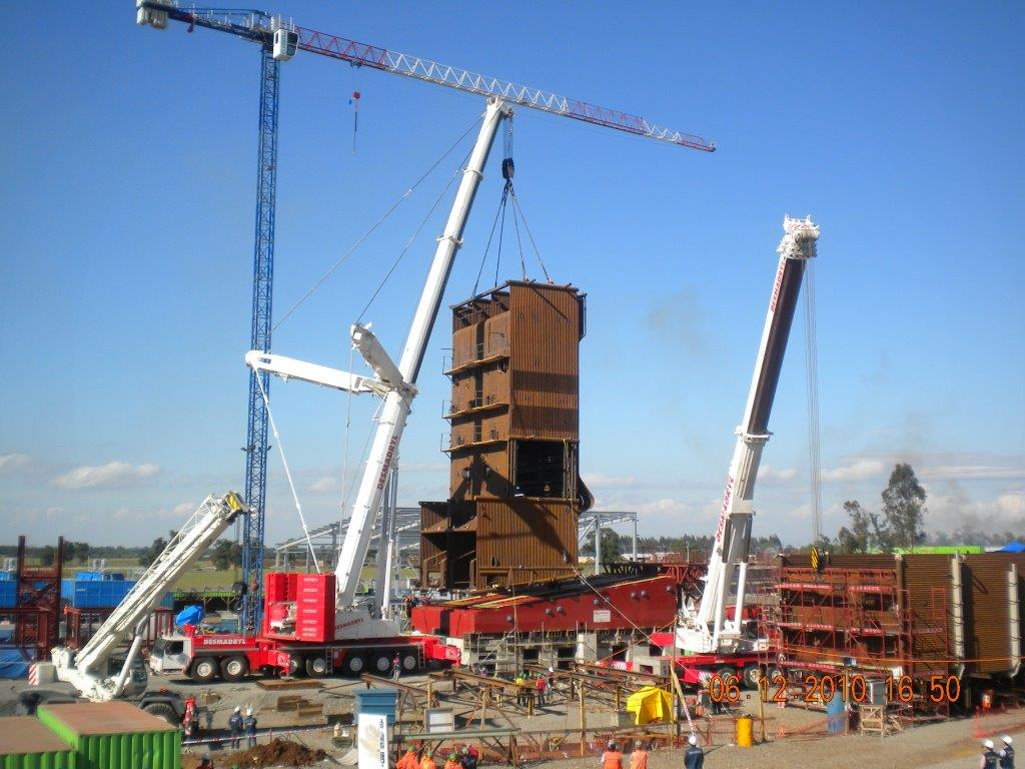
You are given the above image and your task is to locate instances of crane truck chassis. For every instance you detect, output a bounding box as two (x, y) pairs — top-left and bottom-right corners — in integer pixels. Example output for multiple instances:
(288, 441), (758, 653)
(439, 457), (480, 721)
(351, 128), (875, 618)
(149, 623), (456, 682)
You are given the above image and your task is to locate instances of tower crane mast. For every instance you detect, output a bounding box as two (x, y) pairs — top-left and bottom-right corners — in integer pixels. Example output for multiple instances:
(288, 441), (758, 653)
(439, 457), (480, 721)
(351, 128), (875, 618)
(136, 0), (714, 632)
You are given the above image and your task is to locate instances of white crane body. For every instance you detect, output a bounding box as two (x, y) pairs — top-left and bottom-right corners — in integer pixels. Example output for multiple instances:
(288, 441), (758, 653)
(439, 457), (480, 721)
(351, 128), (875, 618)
(677, 216), (819, 655)
(247, 98), (509, 625)
(51, 493), (248, 700)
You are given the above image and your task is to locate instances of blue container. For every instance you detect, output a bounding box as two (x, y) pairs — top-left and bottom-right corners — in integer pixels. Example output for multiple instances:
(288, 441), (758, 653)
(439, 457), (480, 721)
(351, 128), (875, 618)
(67, 579), (135, 608)
(0, 571), (13, 581)
(0, 581), (15, 609)
(353, 689), (398, 726)
(72, 571), (126, 581)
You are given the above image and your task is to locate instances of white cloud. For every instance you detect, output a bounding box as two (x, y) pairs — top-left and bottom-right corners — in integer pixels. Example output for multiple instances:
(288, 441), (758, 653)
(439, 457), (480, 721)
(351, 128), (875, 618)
(637, 497), (690, 515)
(309, 476), (339, 493)
(919, 465), (1025, 481)
(760, 465), (798, 482)
(821, 459), (885, 483)
(172, 502), (195, 517)
(0, 453), (31, 475)
(583, 473), (638, 489)
(52, 461), (160, 490)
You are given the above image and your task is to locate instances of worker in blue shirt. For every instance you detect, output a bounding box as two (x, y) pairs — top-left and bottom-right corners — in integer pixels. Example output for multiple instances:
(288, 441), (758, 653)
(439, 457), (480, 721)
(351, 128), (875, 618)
(228, 706), (243, 749)
(684, 735), (704, 769)
(1000, 735), (1015, 769)
(243, 707), (258, 749)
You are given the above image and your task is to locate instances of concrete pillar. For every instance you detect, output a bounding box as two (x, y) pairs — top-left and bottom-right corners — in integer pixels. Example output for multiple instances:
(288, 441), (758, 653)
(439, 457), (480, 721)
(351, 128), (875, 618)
(594, 519), (601, 575)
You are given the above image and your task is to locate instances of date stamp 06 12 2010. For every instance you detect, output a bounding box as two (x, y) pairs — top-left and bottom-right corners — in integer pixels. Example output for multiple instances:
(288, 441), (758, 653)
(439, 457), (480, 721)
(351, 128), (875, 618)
(706, 672), (961, 705)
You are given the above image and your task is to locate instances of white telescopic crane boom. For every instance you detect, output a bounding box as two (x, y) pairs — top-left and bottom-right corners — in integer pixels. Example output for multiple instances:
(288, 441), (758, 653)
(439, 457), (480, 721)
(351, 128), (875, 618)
(52, 492), (248, 700)
(247, 98), (509, 613)
(678, 215), (819, 654)
(333, 98), (508, 609)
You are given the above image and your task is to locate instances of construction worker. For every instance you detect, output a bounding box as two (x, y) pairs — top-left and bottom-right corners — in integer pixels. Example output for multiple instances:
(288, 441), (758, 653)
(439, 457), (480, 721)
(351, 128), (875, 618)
(198, 755), (212, 769)
(444, 752), (461, 769)
(628, 741), (648, 769)
(392, 652), (402, 681)
(459, 746), (477, 769)
(514, 673), (526, 706)
(228, 706), (243, 749)
(982, 739), (1000, 769)
(535, 675), (547, 707)
(599, 741), (622, 769)
(243, 708), (257, 749)
(419, 748), (437, 769)
(1001, 736), (1015, 769)
(683, 735), (704, 769)
(397, 743), (420, 769)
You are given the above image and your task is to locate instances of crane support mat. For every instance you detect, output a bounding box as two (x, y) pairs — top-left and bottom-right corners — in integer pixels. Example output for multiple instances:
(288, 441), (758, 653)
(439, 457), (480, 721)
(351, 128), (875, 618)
(257, 678), (323, 690)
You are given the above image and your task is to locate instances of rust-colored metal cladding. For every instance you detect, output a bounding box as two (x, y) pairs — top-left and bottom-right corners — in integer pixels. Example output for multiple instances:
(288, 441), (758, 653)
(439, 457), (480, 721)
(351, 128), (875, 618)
(422, 281), (591, 590)
(770, 552), (1025, 686)
(963, 554), (1012, 675)
(0, 717), (72, 756)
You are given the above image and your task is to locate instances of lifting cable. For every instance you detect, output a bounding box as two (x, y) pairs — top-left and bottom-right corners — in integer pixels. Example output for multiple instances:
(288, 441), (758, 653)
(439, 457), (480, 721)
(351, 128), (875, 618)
(273, 111), (486, 333)
(253, 372), (321, 573)
(472, 116), (554, 292)
(355, 144), (471, 324)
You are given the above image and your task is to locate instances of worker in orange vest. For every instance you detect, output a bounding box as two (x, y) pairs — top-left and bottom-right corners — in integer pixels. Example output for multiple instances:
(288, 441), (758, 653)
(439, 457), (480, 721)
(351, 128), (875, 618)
(419, 749), (437, 769)
(599, 741), (623, 769)
(628, 741), (648, 769)
(397, 743), (420, 769)
(443, 752), (461, 769)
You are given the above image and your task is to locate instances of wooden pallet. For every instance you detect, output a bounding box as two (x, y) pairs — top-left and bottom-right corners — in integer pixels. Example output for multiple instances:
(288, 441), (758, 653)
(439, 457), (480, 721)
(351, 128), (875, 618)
(257, 678), (323, 691)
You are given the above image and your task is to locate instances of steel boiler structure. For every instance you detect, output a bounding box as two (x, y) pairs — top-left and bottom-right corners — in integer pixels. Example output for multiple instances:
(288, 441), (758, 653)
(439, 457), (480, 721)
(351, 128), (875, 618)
(420, 281), (594, 591)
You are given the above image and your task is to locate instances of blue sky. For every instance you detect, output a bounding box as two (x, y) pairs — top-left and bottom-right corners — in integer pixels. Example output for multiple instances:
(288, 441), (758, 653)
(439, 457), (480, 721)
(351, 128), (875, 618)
(1, 2), (1022, 547)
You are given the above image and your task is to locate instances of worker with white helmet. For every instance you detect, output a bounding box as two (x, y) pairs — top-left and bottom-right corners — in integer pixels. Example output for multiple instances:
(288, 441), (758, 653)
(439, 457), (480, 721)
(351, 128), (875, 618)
(243, 707), (258, 749)
(1000, 735), (1015, 769)
(683, 734), (703, 769)
(982, 739), (1000, 769)
(228, 705), (243, 749)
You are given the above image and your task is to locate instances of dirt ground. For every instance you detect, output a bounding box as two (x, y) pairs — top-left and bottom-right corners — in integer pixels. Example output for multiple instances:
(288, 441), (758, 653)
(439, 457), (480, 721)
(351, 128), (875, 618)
(3, 672), (1023, 769)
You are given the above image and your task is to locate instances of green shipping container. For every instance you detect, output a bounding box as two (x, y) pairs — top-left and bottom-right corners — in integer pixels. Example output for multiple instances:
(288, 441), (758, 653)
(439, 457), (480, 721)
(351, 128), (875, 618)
(36, 703), (180, 769)
(0, 717), (77, 769)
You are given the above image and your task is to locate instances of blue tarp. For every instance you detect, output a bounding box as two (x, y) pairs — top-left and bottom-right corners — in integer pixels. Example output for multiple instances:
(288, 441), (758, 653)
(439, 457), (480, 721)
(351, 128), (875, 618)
(0, 646), (36, 679)
(175, 605), (205, 627)
(1000, 542), (1025, 553)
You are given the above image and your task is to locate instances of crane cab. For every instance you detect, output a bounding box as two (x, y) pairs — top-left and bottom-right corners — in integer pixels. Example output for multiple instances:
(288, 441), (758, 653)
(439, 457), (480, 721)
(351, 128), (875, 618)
(136, 1), (168, 29)
(273, 26), (298, 61)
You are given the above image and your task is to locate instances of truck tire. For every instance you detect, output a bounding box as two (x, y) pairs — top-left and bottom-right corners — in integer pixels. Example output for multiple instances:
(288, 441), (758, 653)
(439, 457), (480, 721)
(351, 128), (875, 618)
(371, 652), (392, 675)
(342, 654), (366, 676)
(400, 651), (419, 673)
(220, 655), (249, 682)
(716, 666), (737, 686)
(306, 656), (329, 677)
(189, 657), (219, 683)
(742, 664), (761, 690)
(142, 703), (179, 727)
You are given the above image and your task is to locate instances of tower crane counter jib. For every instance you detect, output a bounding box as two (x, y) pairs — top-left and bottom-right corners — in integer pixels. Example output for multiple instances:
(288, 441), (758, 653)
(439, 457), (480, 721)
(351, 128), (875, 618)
(677, 216), (819, 657)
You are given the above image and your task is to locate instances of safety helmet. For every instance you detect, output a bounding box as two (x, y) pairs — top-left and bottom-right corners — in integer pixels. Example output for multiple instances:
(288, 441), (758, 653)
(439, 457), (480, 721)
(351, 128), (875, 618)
(688, 735), (698, 746)
(635, 741), (643, 749)
(246, 707), (253, 717)
(234, 706), (240, 713)
(461, 748), (469, 755)
(985, 739), (995, 749)
(1003, 736), (1013, 745)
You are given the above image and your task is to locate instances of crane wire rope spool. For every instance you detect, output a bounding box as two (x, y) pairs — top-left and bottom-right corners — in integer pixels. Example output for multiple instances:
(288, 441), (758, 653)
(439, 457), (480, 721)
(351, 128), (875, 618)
(804, 259), (822, 544)
(253, 372), (321, 571)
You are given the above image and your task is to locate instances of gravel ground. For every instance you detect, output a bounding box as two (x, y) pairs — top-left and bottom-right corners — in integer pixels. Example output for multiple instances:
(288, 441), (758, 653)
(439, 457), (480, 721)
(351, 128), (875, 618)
(4, 672), (1024, 769)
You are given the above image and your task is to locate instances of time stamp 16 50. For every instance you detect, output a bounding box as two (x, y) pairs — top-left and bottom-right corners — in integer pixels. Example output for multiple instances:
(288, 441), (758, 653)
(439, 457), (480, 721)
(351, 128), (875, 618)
(707, 673), (961, 705)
